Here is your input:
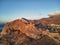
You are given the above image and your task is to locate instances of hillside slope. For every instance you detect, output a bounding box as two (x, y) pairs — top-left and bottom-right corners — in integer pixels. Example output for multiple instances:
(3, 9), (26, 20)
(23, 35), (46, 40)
(0, 14), (60, 45)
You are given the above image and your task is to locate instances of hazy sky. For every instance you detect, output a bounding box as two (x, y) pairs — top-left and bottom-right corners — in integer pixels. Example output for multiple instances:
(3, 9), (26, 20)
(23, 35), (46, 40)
(0, 0), (60, 22)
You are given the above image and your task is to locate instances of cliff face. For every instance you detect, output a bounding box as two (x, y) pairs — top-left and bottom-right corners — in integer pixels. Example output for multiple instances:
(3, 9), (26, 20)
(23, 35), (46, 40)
(0, 16), (60, 45)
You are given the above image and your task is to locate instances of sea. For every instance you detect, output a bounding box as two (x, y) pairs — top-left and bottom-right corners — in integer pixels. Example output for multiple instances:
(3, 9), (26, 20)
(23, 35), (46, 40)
(0, 27), (3, 32)
(0, 23), (5, 32)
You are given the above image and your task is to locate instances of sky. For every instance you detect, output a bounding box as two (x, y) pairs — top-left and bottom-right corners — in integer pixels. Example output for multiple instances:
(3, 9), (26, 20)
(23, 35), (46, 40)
(0, 0), (60, 22)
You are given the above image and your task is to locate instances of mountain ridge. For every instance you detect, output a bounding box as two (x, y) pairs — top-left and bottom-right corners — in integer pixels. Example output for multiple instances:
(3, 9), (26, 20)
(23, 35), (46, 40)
(0, 14), (60, 45)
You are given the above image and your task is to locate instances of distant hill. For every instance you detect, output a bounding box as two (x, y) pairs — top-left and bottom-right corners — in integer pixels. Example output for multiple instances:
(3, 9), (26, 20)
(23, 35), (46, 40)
(38, 15), (60, 25)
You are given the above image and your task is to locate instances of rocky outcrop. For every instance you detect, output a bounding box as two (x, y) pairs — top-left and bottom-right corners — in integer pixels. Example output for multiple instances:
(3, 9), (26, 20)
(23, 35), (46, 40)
(1, 18), (43, 39)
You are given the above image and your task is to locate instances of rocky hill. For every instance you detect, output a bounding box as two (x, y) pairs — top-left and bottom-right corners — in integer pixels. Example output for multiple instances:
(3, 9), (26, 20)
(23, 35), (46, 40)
(0, 12), (60, 45)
